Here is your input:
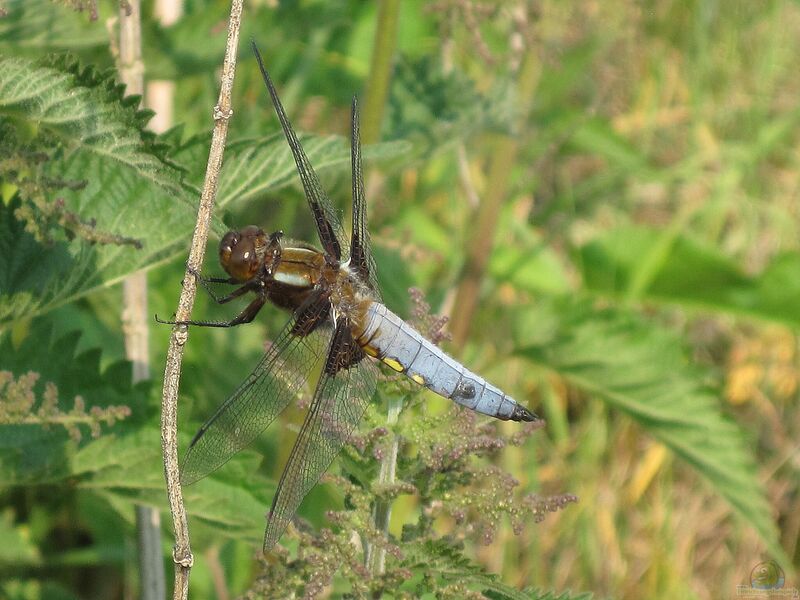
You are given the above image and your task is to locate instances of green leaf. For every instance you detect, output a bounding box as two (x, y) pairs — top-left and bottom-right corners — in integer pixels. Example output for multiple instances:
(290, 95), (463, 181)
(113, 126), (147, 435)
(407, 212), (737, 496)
(569, 117), (651, 174)
(0, 579), (81, 600)
(0, 318), (273, 543)
(176, 454), (276, 545)
(578, 225), (800, 327)
(0, 55), (206, 324)
(76, 427), (274, 545)
(372, 244), (414, 316)
(515, 298), (788, 567)
(0, 321), (150, 485)
(0, 55), (187, 194)
(217, 134), (409, 211)
(0, 0), (109, 53)
(400, 539), (592, 599)
(490, 240), (570, 295)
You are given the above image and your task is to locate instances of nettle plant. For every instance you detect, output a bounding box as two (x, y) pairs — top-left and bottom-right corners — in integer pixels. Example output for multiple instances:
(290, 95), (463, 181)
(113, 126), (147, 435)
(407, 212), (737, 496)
(245, 291), (578, 599)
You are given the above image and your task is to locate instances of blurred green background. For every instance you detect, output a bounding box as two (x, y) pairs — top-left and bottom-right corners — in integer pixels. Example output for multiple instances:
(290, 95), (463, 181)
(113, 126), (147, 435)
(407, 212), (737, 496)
(1, 0), (799, 598)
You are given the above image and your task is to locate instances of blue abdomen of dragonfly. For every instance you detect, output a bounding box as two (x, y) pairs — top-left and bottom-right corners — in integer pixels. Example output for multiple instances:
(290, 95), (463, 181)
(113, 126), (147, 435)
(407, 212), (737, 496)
(356, 303), (539, 422)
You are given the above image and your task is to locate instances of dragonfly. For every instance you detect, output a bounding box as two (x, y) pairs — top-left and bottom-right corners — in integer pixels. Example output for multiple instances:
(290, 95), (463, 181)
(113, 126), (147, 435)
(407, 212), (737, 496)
(174, 41), (540, 551)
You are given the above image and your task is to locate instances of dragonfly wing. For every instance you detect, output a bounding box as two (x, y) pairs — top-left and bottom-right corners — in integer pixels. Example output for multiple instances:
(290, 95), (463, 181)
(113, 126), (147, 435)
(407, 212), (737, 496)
(252, 41), (347, 262)
(180, 294), (332, 485)
(348, 97), (381, 299)
(263, 320), (380, 550)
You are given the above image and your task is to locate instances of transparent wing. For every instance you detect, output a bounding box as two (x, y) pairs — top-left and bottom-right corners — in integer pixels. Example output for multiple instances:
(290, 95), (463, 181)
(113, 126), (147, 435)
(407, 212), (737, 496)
(263, 321), (380, 550)
(349, 96), (381, 299)
(180, 295), (332, 485)
(252, 41), (347, 262)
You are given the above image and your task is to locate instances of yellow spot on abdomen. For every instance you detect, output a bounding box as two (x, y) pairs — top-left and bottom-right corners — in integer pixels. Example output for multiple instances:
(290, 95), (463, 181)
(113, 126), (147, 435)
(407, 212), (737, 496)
(363, 345), (379, 358)
(382, 357), (404, 372)
(411, 373), (425, 385)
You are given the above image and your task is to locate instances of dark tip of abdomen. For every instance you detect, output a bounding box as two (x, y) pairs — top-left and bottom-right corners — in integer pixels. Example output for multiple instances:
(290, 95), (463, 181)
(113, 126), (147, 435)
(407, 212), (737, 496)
(512, 404), (541, 422)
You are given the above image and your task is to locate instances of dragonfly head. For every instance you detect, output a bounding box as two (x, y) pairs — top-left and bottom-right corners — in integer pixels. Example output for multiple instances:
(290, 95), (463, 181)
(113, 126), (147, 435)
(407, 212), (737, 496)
(219, 225), (269, 281)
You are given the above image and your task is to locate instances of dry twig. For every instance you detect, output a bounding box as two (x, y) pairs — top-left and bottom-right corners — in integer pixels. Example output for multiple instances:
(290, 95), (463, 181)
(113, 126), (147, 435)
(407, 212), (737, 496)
(159, 2), (244, 598)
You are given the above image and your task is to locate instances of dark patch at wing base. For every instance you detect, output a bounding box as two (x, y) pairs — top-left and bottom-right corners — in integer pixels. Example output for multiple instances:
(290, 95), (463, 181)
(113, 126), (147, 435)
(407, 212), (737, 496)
(289, 295), (330, 337)
(324, 320), (366, 375)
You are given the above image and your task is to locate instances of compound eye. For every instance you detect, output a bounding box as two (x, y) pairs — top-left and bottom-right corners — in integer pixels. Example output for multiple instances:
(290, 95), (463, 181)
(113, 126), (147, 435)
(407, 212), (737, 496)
(219, 231), (240, 263)
(220, 231), (240, 250)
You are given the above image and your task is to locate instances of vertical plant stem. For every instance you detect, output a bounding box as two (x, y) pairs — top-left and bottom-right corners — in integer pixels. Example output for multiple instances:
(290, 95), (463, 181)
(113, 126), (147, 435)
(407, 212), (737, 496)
(118, 0), (143, 95)
(448, 49), (540, 347)
(360, 0), (402, 575)
(134, 504), (165, 600)
(117, 2), (167, 599)
(137, 0), (183, 592)
(366, 394), (401, 575)
(361, 0), (401, 145)
(160, 2), (243, 598)
(147, 0), (183, 134)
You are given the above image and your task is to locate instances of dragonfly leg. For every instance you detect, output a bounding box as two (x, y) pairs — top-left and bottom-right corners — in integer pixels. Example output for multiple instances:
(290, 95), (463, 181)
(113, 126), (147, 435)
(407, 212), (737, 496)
(210, 283), (256, 305)
(188, 266), (236, 284)
(187, 267), (245, 304)
(156, 295), (267, 328)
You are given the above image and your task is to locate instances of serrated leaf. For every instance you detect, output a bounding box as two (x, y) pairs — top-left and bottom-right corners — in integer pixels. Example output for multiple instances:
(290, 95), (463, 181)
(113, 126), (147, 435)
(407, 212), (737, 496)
(515, 298), (788, 568)
(0, 56), (188, 194)
(0, 55), (209, 324)
(0, 192), (189, 328)
(401, 539), (591, 599)
(72, 427), (163, 489)
(178, 458), (276, 545)
(386, 55), (513, 158)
